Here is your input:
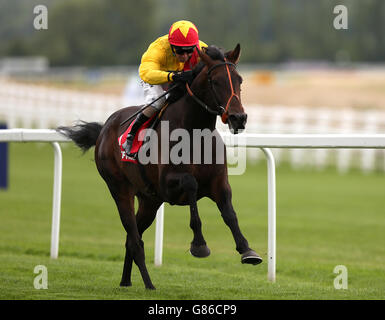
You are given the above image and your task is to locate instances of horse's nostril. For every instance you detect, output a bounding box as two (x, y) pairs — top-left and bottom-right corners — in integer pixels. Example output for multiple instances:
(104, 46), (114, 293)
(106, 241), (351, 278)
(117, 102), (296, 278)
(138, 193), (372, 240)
(228, 113), (247, 134)
(230, 113), (247, 125)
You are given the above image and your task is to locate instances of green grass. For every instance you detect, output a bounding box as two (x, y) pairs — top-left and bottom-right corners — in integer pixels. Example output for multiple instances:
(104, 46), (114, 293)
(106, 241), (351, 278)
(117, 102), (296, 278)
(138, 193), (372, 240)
(0, 143), (384, 299)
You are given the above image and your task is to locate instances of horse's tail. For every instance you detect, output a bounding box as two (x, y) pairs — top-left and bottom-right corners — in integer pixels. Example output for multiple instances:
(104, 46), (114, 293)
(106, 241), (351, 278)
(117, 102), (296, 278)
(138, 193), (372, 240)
(57, 121), (103, 153)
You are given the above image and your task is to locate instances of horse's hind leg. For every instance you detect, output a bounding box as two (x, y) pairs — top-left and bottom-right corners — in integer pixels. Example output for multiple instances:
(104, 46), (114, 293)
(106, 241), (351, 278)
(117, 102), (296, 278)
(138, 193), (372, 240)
(212, 180), (262, 265)
(136, 195), (162, 237)
(107, 182), (155, 289)
(121, 233), (133, 287)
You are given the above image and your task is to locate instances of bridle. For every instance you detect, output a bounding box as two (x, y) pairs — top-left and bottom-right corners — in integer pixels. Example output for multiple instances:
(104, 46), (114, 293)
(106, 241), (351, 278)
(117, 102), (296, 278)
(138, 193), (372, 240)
(185, 60), (241, 124)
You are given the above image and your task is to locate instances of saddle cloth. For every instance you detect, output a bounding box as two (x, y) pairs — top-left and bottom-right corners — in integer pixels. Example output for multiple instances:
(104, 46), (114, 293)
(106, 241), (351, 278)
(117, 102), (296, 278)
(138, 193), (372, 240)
(118, 114), (156, 163)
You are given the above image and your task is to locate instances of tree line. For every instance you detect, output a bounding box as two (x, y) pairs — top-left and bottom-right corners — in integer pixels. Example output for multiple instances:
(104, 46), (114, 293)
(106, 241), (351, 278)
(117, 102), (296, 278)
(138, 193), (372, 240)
(0, 0), (384, 66)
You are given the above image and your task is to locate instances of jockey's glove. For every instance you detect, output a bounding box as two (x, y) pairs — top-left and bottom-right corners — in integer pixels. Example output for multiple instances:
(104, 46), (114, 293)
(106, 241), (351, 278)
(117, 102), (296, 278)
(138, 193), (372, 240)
(170, 70), (193, 83)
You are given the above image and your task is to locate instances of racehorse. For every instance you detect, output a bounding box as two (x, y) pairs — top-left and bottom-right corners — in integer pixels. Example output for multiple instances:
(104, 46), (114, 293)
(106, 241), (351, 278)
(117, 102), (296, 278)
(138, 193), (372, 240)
(58, 44), (262, 290)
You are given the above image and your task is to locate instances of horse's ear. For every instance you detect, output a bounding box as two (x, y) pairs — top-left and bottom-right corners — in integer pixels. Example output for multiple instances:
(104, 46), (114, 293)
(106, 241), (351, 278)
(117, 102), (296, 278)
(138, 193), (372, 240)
(225, 44), (241, 64)
(198, 47), (214, 67)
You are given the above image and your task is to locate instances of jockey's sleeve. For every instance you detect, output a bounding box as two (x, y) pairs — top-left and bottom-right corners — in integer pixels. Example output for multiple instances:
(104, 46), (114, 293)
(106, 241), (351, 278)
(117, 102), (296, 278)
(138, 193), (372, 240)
(139, 38), (170, 85)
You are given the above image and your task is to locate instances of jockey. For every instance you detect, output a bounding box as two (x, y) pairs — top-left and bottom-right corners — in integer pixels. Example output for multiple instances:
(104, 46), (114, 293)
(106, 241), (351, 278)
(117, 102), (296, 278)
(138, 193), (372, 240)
(123, 20), (208, 156)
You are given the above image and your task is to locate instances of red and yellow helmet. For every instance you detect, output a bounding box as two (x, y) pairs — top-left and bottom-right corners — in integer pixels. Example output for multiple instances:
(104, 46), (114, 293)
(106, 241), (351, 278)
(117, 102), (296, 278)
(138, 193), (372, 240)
(168, 20), (199, 47)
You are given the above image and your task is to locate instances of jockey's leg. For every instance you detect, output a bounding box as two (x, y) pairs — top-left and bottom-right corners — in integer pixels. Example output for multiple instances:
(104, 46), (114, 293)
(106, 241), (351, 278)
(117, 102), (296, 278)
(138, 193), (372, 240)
(123, 82), (166, 155)
(122, 112), (150, 156)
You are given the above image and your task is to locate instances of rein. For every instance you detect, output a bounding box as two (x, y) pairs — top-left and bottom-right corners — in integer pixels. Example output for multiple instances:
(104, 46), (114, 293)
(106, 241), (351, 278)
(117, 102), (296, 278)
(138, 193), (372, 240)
(185, 60), (239, 123)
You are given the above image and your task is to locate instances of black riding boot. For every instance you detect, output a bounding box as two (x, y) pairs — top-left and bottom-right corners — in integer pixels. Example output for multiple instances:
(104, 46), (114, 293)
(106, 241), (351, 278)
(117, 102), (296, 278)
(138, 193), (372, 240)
(123, 112), (149, 155)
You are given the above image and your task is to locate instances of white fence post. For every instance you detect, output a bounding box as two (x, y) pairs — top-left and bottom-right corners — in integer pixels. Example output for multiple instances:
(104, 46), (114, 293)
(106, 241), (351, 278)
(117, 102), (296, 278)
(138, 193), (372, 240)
(314, 109), (332, 170)
(261, 148), (276, 283)
(50, 142), (62, 259)
(154, 203), (164, 266)
(337, 110), (355, 173)
(361, 112), (378, 173)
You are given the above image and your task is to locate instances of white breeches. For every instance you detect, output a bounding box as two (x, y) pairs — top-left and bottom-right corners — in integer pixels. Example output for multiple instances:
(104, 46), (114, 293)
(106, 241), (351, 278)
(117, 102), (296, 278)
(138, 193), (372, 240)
(140, 80), (167, 111)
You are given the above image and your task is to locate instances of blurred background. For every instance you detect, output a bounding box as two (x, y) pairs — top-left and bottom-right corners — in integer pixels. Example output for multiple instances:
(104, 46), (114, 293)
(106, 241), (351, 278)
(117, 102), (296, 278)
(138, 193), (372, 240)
(0, 0), (384, 172)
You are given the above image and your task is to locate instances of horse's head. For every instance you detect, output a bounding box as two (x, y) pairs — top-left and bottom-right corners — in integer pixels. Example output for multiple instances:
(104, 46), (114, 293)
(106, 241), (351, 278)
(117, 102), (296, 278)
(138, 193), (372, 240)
(196, 44), (247, 134)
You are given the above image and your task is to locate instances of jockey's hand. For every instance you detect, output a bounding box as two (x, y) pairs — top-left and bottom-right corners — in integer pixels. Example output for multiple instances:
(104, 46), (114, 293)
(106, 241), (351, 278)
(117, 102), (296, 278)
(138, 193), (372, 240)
(171, 70), (193, 84)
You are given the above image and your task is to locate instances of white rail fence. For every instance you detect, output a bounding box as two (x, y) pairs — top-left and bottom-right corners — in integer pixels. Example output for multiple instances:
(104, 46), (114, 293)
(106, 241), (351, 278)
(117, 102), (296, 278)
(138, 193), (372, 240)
(0, 129), (69, 260)
(1, 80), (385, 172)
(1, 129), (385, 282)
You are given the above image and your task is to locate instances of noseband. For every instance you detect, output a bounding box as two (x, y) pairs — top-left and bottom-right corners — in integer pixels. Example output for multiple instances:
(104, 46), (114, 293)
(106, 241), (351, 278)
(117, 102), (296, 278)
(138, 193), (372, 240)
(185, 60), (240, 123)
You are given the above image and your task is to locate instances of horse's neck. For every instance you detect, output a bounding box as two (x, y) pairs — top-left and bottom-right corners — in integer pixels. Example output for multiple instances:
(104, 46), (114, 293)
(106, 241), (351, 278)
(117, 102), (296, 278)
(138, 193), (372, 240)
(180, 100), (216, 131)
(179, 84), (217, 131)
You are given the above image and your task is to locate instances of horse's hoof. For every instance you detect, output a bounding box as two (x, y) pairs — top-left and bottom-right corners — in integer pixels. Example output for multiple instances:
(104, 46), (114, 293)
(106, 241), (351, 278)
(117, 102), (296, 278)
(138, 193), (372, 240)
(120, 281), (132, 287)
(190, 244), (211, 258)
(241, 250), (263, 265)
(145, 285), (156, 290)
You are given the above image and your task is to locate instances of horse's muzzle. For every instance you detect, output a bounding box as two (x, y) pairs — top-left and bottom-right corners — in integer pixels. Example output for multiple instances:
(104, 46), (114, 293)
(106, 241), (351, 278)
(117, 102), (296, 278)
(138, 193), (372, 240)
(228, 113), (247, 134)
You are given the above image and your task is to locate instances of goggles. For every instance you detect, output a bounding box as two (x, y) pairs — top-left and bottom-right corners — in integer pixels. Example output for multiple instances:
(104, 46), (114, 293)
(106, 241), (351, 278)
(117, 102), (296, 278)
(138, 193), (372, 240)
(172, 45), (196, 55)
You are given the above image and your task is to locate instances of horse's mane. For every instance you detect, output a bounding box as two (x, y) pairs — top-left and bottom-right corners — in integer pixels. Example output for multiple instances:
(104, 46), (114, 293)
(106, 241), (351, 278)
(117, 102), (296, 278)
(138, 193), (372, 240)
(167, 45), (225, 104)
(192, 45), (225, 76)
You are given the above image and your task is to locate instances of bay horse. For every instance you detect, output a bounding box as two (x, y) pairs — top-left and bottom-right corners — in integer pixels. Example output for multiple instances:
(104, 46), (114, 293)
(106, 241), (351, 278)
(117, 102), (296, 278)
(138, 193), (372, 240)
(58, 44), (262, 290)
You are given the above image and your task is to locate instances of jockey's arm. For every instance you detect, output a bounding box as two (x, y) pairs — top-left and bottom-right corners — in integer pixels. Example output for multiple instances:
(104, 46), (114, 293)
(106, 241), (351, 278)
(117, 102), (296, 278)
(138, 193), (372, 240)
(139, 39), (170, 85)
(139, 60), (170, 85)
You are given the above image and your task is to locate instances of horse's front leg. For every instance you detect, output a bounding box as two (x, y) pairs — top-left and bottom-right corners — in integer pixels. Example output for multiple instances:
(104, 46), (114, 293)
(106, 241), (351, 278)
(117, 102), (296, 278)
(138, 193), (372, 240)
(212, 180), (262, 265)
(187, 201), (211, 258)
(165, 173), (210, 258)
(178, 174), (210, 258)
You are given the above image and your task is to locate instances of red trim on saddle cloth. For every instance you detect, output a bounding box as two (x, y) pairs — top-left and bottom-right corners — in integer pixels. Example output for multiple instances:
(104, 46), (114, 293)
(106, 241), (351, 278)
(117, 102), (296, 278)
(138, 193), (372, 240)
(118, 115), (155, 163)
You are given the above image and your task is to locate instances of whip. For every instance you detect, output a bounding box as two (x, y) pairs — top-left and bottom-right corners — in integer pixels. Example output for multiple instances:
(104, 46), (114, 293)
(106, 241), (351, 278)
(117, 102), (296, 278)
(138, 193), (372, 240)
(120, 83), (180, 126)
